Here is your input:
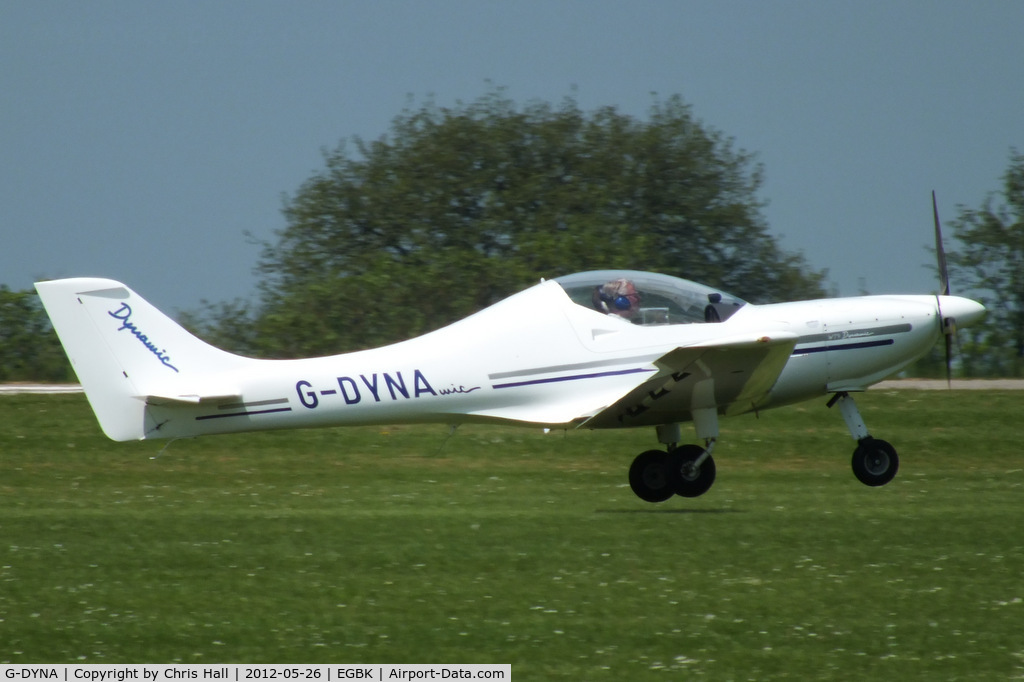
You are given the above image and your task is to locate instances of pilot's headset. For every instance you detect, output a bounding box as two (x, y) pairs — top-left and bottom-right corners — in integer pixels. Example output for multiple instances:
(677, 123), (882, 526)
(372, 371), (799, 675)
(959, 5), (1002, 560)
(595, 279), (638, 314)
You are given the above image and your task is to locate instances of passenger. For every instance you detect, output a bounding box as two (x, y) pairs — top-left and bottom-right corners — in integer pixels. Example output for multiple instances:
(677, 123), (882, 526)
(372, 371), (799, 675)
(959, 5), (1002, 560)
(593, 278), (640, 320)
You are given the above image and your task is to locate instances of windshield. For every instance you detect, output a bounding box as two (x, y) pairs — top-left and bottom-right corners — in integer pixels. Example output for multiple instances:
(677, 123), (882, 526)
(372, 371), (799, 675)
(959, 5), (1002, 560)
(554, 270), (746, 325)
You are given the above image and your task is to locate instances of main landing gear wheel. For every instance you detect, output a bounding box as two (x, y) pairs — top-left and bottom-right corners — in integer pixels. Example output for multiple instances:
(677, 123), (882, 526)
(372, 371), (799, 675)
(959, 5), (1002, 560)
(628, 450), (675, 503)
(667, 444), (716, 498)
(628, 445), (717, 502)
(851, 437), (899, 487)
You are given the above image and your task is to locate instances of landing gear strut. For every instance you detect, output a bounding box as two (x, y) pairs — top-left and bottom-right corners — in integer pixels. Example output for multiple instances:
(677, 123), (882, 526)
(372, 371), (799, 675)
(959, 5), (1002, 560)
(628, 392), (903, 501)
(828, 392), (900, 486)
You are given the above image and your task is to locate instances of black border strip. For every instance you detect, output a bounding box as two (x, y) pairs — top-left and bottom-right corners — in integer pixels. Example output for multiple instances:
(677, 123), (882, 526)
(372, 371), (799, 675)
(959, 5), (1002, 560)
(196, 407), (294, 421)
(217, 397), (289, 411)
(492, 367), (654, 390)
(792, 339), (895, 356)
(489, 355), (660, 381)
(798, 323), (912, 345)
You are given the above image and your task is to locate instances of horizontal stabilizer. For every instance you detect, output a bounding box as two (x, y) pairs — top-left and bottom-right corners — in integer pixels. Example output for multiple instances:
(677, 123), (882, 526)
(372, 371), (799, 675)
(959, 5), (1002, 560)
(143, 390), (243, 407)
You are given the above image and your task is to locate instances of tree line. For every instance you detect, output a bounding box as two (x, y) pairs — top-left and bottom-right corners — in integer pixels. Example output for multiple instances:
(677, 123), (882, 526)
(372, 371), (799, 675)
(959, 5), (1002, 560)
(4, 92), (1022, 380)
(0, 285), (74, 382)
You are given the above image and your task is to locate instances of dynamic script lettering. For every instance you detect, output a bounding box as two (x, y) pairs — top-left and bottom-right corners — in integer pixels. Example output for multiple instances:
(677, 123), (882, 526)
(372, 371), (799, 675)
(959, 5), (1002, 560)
(108, 303), (179, 372)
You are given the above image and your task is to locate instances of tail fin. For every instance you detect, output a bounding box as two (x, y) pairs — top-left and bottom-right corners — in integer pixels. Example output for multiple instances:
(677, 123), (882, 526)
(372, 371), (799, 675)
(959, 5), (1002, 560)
(35, 278), (249, 441)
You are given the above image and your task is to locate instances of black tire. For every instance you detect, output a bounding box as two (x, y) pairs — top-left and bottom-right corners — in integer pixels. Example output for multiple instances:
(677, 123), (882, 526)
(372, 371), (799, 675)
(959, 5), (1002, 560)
(667, 444), (716, 498)
(628, 450), (674, 503)
(851, 437), (899, 486)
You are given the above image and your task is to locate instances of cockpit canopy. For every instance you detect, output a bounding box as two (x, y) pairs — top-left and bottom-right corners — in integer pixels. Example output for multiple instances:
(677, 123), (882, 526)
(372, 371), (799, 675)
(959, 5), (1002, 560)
(554, 270), (746, 325)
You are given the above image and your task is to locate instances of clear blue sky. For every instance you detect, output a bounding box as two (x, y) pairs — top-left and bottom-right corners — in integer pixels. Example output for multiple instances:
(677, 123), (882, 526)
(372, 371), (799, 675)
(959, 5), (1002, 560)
(3, 1), (1022, 314)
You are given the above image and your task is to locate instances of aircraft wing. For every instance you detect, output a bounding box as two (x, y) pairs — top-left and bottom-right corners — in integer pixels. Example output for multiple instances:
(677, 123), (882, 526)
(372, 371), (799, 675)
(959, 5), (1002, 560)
(579, 332), (799, 429)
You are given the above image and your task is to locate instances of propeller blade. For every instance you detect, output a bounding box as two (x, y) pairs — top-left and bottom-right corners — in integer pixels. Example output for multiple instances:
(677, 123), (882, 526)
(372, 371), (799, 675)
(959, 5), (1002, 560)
(944, 321), (953, 388)
(932, 190), (953, 387)
(933, 190), (950, 296)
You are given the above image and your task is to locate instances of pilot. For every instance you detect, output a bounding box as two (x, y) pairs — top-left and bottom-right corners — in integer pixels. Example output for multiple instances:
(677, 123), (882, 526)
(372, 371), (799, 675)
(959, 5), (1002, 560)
(593, 278), (640, 320)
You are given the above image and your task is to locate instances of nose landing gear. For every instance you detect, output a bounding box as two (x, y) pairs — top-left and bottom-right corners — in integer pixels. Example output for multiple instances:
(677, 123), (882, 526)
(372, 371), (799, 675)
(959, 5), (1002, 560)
(829, 391), (900, 487)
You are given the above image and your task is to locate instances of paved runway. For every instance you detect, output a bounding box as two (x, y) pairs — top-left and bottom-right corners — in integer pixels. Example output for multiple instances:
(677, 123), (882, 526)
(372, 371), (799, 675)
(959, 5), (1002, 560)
(0, 384), (83, 394)
(873, 379), (1024, 390)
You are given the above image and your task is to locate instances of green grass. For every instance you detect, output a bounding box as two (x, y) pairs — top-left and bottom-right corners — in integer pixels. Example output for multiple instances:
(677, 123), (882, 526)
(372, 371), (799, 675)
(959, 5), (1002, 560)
(1, 391), (1023, 679)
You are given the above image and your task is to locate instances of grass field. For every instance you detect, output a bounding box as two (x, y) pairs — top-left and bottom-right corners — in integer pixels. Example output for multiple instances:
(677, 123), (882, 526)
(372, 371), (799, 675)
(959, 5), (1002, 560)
(1, 390), (1022, 679)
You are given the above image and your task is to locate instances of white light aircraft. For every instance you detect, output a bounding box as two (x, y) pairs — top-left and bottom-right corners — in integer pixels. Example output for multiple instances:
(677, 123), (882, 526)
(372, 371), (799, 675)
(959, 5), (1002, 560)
(35, 199), (985, 502)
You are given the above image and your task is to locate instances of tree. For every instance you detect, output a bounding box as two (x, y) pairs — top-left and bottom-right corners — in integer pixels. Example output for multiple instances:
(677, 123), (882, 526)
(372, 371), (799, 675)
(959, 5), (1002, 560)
(0, 286), (73, 382)
(948, 149), (1024, 377)
(178, 298), (262, 358)
(252, 90), (827, 357)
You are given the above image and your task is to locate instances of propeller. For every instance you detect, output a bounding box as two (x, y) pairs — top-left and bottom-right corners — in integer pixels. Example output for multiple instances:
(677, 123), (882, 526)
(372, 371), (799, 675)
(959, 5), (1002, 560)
(932, 191), (956, 387)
